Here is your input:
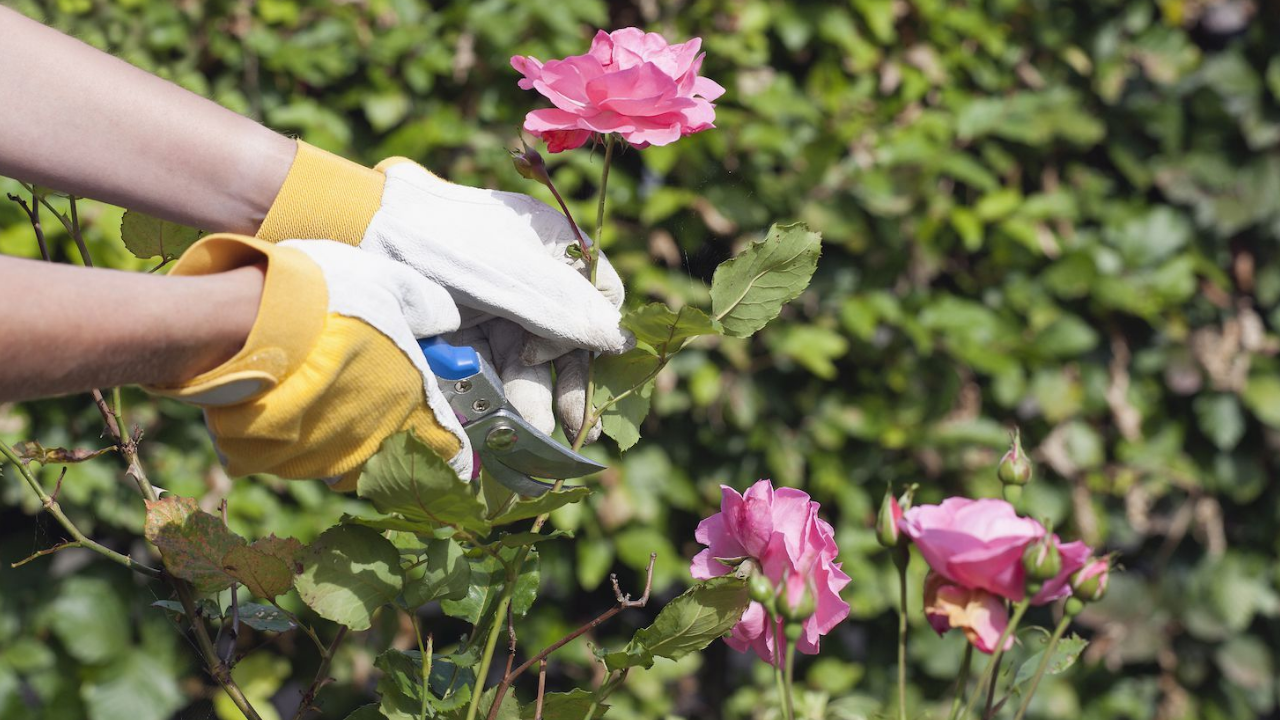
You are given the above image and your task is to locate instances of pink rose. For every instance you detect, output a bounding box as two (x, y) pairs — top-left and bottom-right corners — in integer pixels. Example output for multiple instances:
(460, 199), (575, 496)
(923, 572), (1012, 654)
(511, 27), (725, 152)
(898, 498), (1090, 603)
(1071, 556), (1111, 602)
(690, 480), (850, 664)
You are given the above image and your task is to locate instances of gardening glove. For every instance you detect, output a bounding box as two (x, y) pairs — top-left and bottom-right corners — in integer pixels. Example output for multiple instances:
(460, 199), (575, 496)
(145, 234), (470, 490)
(254, 140), (626, 442)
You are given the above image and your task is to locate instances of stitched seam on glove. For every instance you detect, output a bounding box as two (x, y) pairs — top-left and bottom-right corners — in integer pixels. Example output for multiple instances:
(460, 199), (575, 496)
(256, 141), (385, 245)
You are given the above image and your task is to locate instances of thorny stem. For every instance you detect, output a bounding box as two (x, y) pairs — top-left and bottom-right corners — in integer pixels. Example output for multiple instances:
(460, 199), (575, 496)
(175, 579), (264, 720)
(577, 134), (617, 449)
(484, 554), (656, 720)
(0, 439), (161, 576)
(983, 651), (1002, 718)
(7, 190), (49, 260)
(947, 642), (974, 720)
(962, 599), (1030, 720)
(541, 175), (590, 259)
(291, 626), (349, 720)
(1011, 615), (1073, 720)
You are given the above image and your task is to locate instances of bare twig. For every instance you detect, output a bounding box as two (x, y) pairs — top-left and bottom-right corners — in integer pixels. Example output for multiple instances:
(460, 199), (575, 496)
(291, 626), (350, 720)
(49, 467), (67, 504)
(504, 601), (518, 678)
(533, 659), (548, 720)
(7, 191), (49, 260)
(217, 500), (241, 666)
(484, 553), (657, 720)
(11, 540), (80, 568)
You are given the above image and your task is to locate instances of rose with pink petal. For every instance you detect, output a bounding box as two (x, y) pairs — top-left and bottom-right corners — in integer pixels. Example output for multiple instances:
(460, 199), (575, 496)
(511, 27), (725, 152)
(923, 572), (1012, 654)
(690, 480), (850, 664)
(898, 498), (1092, 603)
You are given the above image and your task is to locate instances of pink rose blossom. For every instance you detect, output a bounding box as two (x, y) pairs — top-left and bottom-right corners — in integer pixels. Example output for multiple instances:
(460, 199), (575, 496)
(898, 498), (1090, 603)
(923, 572), (1012, 654)
(511, 27), (725, 152)
(690, 480), (850, 664)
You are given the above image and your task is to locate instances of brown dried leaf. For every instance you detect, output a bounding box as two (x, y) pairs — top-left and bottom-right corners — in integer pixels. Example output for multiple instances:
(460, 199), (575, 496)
(13, 440), (113, 465)
(144, 497), (245, 594)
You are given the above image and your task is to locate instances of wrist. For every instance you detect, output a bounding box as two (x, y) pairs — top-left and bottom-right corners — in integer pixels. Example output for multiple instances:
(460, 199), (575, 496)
(180, 264), (264, 378)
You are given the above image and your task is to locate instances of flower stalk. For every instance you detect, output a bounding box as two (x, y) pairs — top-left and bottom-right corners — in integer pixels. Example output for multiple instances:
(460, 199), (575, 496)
(1011, 614), (1072, 720)
(961, 598), (1030, 720)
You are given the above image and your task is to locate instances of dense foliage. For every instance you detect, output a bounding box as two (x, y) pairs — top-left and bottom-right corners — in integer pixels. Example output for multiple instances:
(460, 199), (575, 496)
(2, 1), (1279, 719)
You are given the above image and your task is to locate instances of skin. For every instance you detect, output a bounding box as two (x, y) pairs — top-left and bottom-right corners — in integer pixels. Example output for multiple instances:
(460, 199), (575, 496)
(0, 6), (291, 399)
(0, 256), (263, 402)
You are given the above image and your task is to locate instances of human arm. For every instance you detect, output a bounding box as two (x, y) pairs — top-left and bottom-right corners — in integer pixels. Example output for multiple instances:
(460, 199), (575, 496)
(0, 255), (261, 402)
(0, 5), (294, 234)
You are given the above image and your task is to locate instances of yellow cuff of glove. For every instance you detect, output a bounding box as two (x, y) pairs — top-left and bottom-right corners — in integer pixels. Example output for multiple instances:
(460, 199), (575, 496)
(146, 234), (460, 490)
(256, 141), (385, 245)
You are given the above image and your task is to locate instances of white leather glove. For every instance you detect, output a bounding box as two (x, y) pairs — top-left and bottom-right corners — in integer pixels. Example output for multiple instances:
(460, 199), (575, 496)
(256, 142), (627, 445)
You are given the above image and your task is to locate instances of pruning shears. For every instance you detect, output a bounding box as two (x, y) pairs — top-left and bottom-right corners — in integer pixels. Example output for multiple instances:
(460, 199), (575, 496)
(417, 337), (605, 496)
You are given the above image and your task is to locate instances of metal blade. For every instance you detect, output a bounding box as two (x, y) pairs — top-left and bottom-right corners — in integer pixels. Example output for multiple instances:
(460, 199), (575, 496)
(464, 408), (606, 496)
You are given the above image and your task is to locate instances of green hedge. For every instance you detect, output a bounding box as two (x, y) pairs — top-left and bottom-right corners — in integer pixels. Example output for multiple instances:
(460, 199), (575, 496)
(1, 0), (1278, 718)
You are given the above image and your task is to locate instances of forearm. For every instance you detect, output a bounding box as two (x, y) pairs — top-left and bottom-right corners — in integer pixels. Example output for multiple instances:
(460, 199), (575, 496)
(0, 256), (262, 402)
(0, 6), (294, 234)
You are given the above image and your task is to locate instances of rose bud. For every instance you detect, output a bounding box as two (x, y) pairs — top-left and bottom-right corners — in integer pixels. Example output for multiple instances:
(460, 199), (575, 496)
(748, 570), (778, 614)
(1022, 534), (1062, 587)
(876, 488), (904, 548)
(1071, 557), (1111, 603)
(998, 428), (1034, 487)
(510, 141), (551, 187)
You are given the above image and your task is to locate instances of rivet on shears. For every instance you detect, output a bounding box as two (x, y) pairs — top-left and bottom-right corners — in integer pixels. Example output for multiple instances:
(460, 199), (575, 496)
(472, 399), (491, 414)
(485, 425), (518, 451)
(454, 379), (473, 393)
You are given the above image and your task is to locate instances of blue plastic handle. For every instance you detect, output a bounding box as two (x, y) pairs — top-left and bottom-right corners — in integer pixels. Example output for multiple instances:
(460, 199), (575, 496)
(417, 337), (481, 381)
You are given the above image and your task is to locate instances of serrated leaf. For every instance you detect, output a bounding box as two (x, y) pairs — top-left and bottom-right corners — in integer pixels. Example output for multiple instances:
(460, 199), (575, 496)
(359, 431), (490, 534)
(710, 222), (822, 337)
(496, 529), (573, 547)
(1011, 633), (1088, 692)
(490, 486), (591, 526)
(119, 210), (202, 260)
(220, 545), (294, 600)
(144, 496), (246, 594)
(593, 349), (662, 452)
(604, 576), (750, 672)
(235, 603), (296, 632)
(622, 303), (722, 352)
(295, 525), (402, 631)
(376, 648), (427, 720)
(440, 548), (539, 624)
(404, 538), (471, 607)
(520, 689), (607, 720)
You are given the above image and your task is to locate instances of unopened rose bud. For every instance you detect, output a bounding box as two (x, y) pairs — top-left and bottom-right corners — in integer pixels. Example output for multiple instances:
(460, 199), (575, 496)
(998, 428), (1033, 487)
(1022, 534), (1061, 585)
(1071, 557), (1111, 603)
(510, 142), (551, 187)
(876, 488), (903, 548)
(779, 584), (816, 623)
(748, 571), (777, 613)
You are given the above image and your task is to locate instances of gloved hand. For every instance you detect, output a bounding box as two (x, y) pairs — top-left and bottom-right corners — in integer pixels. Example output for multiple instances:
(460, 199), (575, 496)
(254, 142), (626, 443)
(146, 234), (470, 489)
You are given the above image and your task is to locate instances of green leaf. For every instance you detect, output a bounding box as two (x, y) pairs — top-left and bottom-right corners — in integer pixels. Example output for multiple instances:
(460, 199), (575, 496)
(359, 431), (490, 534)
(221, 534), (302, 600)
(1242, 375), (1280, 429)
(295, 525), (403, 631)
(593, 349), (662, 451)
(50, 577), (130, 665)
(604, 576), (750, 672)
(343, 705), (385, 720)
(376, 648), (427, 720)
(440, 548), (539, 623)
(622, 303), (722, 352)
(236, 603), (297, 632)
(82, 651), (185, 720)
(577, 541), (614, 590)
(1194, 393), (1246, 451)
(496, 529), (573, 547)
(119, 209), (202, 260)
(1011, 633), (1089, 691)
(710, 222), (822, 337)
(404, 538), (471, 607)
(766, 324), (850, 379)
(144, 496), (246, 594)
(520, 688), (607, 720)
(490, 486), (591, 526)
(1034, 315), (1099, 357)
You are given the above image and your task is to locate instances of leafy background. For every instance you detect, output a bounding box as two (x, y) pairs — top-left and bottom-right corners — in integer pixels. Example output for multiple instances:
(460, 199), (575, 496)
(2, 0), (1279, 718)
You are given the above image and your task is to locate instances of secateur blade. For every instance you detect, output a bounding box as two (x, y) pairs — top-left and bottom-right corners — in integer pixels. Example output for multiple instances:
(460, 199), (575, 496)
(465, 409), (606, 496)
